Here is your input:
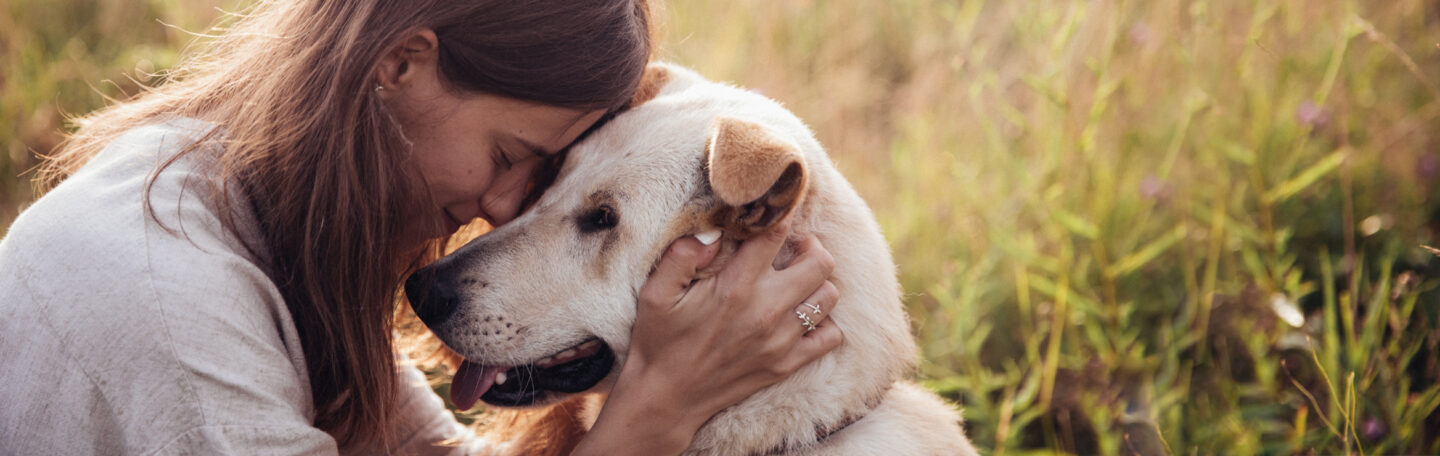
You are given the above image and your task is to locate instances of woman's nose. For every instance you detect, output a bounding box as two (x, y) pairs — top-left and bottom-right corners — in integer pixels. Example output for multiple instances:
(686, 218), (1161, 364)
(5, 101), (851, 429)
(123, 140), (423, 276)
(481, 161), (545, 226)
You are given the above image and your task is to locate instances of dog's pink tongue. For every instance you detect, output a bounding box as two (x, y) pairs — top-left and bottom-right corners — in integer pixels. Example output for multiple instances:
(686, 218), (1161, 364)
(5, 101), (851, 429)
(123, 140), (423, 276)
(451, 361), (504, 411)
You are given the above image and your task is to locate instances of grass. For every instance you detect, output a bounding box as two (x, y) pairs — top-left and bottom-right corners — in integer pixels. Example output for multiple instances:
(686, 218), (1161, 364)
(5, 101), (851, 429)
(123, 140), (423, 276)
(4, 0), (1439, 454)
(0, 0), (245, 233)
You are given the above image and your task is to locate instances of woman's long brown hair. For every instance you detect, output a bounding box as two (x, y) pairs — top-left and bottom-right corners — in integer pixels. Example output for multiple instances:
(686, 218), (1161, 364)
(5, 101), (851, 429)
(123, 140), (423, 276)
(37, 0), (652, 450)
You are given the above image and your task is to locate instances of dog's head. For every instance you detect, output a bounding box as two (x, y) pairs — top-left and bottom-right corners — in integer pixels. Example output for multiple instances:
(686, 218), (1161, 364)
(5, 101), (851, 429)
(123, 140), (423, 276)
(406, 64), (820, 410)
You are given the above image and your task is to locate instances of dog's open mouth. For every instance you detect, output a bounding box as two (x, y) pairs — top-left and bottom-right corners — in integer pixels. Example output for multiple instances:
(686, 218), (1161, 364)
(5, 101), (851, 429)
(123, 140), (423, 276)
(450, 338), (614, 410)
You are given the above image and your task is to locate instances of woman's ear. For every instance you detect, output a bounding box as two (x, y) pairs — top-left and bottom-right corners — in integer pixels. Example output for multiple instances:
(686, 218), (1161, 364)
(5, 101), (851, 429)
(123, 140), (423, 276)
(374, 28), (440, 94)
(706, 117), (808, 238)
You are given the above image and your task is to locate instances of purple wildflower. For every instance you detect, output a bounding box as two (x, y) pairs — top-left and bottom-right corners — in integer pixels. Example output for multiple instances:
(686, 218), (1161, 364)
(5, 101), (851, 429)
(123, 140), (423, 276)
(1128, 22), (1153, 47)
(1417, 154), (1438, 182)
(1139, 174), (1170, 202)
(1296, 100), (1330, 130)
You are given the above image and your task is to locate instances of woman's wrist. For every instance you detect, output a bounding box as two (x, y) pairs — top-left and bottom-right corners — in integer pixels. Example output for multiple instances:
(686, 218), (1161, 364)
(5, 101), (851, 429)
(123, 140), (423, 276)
(575, 360), (704, 455)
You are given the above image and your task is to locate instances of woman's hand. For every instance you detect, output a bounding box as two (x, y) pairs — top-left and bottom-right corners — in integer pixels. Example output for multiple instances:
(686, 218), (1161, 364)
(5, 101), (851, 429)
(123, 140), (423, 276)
(574, 221), (843, 455)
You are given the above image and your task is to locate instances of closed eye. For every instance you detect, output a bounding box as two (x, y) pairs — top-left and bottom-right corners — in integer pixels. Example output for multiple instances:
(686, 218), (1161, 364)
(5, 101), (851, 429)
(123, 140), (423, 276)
(495, 144), (515, 170)
(577, 205), (619, 233)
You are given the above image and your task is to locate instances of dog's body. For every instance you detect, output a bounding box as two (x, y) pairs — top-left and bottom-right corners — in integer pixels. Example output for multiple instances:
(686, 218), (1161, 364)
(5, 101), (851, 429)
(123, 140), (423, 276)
(408, 63), (977, 455)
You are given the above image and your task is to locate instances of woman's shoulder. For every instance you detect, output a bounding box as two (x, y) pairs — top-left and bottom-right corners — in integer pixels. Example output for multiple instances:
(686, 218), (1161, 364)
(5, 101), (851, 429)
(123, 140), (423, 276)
(2, 116), (251, 272)
(0, 113), (286, 337)
(0, 118), (332, 454)
(0, 115), (287, 348)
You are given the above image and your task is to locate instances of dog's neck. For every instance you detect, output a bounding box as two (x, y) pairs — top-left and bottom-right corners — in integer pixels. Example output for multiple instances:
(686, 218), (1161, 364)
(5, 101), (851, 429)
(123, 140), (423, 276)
(750, 384), (891, 456)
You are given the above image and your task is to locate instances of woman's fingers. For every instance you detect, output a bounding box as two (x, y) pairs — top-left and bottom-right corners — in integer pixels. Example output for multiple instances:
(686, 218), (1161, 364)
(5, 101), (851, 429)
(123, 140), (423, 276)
(638, 236), (719, 313)
(789, 280), (839, 336)
(620, 225), (844, 426)
(778, 320), (844, 376)
(774, 233), (835, 295)
(735, 232), (833, 328)
(721, 220), (794, 284)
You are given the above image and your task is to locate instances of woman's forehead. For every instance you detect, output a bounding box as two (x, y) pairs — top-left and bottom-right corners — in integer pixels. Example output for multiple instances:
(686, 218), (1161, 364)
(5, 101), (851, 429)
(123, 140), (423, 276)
(497, 101), (604, 154)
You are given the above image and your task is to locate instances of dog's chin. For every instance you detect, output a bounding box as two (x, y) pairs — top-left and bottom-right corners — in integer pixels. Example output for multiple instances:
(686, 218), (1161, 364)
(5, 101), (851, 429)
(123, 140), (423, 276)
(479, 339), (616, 408)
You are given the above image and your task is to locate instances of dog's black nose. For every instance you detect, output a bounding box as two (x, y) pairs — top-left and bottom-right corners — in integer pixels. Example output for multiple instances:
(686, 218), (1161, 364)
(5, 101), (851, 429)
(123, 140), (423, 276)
(405, 266), (459, 327)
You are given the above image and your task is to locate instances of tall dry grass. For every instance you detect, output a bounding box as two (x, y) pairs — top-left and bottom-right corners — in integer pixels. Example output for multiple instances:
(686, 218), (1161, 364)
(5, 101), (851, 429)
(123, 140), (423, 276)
(660, 1), (1439, 453)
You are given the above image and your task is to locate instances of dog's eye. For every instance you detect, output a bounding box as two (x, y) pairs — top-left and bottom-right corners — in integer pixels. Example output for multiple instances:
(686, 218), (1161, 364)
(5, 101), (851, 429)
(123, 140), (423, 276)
(578, 205), (619, 233)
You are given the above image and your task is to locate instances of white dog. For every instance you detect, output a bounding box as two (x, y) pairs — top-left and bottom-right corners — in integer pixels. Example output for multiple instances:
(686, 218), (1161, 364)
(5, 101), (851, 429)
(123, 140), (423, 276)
(407, 63), (978, 455)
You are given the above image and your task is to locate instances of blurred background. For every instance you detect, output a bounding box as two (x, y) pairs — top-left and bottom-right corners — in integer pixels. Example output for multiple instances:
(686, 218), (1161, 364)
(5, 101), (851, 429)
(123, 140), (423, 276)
(4, 0), (1438, 454)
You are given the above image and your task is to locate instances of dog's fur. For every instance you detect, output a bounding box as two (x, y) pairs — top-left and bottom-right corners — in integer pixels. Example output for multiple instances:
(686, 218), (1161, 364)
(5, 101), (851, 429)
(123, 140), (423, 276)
(411, 63), (978, 455)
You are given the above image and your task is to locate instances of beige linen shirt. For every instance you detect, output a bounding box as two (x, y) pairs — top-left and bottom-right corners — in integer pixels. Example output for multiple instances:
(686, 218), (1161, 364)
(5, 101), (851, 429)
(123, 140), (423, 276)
(0, 119), (493, 455)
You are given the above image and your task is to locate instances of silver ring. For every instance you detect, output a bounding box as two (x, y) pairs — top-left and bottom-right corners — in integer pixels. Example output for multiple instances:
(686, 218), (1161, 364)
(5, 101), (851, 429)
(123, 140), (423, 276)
(796, 310), (817, 332)
(802, 302), (822, 315)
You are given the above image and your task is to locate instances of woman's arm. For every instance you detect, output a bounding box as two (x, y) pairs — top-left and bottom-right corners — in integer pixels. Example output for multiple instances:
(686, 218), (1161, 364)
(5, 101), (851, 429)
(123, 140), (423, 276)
(574, 221), (843, 455)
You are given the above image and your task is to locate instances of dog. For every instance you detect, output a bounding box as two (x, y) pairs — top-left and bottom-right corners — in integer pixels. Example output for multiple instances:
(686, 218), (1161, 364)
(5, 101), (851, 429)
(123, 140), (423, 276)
(406, 62), (978, 455)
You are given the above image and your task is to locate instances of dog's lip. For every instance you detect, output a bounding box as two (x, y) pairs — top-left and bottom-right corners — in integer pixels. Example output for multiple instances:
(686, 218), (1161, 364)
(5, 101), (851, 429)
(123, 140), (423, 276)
(480, 339), (616, 407)
(456, 337), (604, 382)
(533, 339), (605, 368)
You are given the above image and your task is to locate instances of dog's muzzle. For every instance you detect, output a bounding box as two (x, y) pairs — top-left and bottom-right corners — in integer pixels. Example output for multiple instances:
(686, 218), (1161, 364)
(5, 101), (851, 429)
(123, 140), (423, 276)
(404, 252), (617, 409)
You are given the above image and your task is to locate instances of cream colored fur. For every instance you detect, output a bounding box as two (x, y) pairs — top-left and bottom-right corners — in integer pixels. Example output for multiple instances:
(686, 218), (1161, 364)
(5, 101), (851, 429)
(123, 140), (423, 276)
(428, 63), (978, 455)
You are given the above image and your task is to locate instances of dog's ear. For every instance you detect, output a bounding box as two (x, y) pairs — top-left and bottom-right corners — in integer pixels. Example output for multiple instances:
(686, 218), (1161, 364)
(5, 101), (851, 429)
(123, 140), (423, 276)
(627, 64), (670, 108)
(706, 117), (808, 237)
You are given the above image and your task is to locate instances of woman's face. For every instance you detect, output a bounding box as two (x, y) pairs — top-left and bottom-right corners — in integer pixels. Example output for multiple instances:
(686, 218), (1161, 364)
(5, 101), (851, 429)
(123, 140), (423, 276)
(388, 80), (605, 242)
(377, 29), (607, 243)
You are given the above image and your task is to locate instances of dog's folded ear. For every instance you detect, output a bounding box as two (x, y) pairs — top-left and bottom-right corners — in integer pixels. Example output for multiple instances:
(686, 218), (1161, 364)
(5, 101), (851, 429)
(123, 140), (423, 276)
(706, 117), (808, 237)
(627, 62), (707, 109)
(627, 64), (670, 108)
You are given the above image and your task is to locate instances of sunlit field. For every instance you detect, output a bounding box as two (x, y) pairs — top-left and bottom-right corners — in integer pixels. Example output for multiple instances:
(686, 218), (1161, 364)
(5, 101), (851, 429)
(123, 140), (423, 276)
(4, 0), (1438, 454)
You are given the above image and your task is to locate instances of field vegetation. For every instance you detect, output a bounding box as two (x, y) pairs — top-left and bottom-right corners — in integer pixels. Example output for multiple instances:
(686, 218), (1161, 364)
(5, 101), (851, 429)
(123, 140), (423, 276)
(3, 0), (1438, 454)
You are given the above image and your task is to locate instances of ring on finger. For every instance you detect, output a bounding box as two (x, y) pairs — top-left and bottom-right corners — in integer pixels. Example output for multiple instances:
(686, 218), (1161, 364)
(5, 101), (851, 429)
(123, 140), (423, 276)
(802, 301), (822, 315)
(796, 310), (818, 333)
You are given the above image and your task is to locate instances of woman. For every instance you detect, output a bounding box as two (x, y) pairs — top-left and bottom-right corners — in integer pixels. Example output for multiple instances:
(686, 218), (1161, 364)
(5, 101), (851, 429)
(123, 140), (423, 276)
(0, 1), (841, 454)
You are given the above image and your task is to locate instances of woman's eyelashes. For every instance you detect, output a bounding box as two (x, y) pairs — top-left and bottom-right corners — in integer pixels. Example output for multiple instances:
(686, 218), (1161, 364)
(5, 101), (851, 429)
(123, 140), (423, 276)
(495, 144), (515, 170)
